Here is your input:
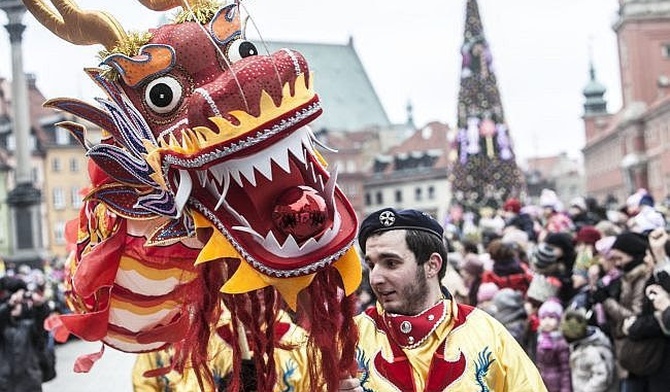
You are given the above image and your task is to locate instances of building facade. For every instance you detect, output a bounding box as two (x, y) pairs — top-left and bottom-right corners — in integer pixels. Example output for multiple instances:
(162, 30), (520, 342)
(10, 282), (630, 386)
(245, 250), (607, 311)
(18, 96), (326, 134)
(364, 122), (452, 222)
(583, 0), (670, 205)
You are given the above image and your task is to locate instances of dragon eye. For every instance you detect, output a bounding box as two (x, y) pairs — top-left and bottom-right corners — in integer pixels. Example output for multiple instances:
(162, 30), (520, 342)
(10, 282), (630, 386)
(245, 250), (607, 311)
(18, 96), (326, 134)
(227, 39), (258, 62)
(145, 76), (183, 114)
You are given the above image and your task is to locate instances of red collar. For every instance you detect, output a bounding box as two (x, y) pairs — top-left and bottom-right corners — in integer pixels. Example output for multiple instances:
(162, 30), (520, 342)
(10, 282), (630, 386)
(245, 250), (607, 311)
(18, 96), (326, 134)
(382, 300), (448, 349)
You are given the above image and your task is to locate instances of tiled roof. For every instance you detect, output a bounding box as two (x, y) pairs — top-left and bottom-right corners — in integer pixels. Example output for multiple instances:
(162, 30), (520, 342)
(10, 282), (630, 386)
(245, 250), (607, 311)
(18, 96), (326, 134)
(373, 121), (451, 175)
(260, 39), (390, 132)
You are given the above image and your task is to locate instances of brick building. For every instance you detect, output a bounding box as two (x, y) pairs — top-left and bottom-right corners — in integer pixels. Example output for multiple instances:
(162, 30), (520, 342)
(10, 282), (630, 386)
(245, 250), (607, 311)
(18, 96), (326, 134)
(583, 0), (670, 206)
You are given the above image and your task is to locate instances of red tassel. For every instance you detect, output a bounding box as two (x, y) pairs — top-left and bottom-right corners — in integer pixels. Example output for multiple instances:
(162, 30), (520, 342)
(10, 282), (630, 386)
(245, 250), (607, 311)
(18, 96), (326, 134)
(44, 313), (71, 343)
(73, 344), (105, 373)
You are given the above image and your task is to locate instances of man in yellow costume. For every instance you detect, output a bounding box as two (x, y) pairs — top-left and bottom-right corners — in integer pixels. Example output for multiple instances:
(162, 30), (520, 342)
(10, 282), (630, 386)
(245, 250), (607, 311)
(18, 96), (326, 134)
(349, 208), (547, 392)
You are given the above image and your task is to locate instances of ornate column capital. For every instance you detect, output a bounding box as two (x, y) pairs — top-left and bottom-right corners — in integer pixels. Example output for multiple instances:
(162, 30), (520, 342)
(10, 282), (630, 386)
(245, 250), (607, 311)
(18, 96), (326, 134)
(4, 22), (25, 44)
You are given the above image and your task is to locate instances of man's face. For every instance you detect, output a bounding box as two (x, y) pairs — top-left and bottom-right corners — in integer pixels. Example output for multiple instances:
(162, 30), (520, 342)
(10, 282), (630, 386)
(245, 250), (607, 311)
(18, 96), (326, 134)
(364, 230), (431, 316)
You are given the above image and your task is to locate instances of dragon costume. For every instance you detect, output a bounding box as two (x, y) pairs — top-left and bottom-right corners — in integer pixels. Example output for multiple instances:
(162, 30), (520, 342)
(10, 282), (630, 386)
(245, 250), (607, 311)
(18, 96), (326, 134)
(25, 0), (361, 390)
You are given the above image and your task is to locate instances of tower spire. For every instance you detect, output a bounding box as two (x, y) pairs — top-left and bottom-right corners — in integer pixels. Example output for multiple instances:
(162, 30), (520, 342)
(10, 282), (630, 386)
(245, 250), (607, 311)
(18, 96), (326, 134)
(451, 0), (523, 211)
(583, 58), (608, 115)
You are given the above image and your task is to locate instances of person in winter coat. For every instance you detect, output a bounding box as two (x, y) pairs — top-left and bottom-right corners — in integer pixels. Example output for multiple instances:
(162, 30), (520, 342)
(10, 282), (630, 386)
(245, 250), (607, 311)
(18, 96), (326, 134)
(536, 299), (572, 392)
(489, 288), (528, 349)
(589, 232), (652, 390)
(0, 276), (51, 392)
(502, 198), (537, 242)
(532, 232), (578, 305)
(561, 307), (615, 392)
(482, 239), (533, 294)
(619, 227), (670, 392)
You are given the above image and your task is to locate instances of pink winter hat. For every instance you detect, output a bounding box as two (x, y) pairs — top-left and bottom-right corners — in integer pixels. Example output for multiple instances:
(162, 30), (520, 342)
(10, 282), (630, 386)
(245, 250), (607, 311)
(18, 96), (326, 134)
(477, 282), (500, 303)
(538, 299), (564, 319)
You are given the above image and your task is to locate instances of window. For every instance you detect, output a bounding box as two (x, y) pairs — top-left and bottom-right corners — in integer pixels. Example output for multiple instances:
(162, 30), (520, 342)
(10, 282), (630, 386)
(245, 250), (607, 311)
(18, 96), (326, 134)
(663, 44), (670, 59)
(69, 157), (80, 172)
(71, 186), (83, 208)
(395, 189), (403, 203)
(428, 186), (435, 200)
(375, 191), (383, 205)
(53, 187), (65, 210)
(56, 127), (70, 145)
(415, 187), (423, 201)
(365, 192), (371, 206)
(346, 160), (356, 173)
(54, 221), (66, 245)
(52, 157), (61, 172)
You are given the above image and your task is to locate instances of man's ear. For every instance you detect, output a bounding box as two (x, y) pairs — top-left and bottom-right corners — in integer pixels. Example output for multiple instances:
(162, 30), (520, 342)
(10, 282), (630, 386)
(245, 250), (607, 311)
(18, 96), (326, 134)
(425, 253), (443, 279)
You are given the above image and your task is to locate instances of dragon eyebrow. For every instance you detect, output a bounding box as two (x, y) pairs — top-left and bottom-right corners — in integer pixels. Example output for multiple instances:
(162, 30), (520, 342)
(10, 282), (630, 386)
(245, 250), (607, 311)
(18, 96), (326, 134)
(102, 44), (177, 87)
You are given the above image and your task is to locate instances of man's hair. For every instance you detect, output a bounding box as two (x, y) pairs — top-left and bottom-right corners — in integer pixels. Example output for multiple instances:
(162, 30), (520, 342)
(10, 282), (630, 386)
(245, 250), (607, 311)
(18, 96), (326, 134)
(405, 229), (448, 280)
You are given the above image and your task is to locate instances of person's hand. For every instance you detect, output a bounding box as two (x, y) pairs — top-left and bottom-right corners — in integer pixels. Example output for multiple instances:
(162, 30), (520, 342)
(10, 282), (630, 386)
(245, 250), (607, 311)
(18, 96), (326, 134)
(622, 316), (637, 336)
(646, 284), (670, 312)
(338, 376), (363, 391)
(649, 228), (669, 263)
(590, 278), (622, 304)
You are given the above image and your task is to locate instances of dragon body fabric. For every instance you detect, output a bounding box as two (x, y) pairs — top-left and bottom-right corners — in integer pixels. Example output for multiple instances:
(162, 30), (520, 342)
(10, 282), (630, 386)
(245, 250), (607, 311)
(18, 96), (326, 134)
(26, 0), (361, 390)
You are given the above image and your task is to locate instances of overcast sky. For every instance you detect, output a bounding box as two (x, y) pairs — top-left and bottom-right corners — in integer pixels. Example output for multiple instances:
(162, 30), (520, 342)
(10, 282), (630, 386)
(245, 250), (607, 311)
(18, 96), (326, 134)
(0, 0), (622, 163)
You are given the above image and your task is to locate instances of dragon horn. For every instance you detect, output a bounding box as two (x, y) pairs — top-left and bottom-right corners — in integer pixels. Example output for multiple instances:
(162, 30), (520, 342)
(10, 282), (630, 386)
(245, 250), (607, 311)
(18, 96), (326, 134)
(22, 0), (126, 51)
(137, 0), (187, 11)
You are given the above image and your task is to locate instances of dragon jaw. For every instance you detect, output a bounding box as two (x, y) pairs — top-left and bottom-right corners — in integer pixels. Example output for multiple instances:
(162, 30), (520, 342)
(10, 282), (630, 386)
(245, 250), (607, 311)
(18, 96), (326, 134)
(145, 73), (361, 307)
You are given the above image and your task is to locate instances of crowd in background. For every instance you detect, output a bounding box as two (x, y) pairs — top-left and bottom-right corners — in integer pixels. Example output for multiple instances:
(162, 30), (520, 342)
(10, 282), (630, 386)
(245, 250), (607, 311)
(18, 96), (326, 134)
(5, 186), (670, 391)
(347, 187), (670, 392)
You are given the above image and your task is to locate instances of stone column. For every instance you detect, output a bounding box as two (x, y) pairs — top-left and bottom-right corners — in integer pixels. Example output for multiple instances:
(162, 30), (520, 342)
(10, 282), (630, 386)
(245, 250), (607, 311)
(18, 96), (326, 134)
(1, 0), (44, 265)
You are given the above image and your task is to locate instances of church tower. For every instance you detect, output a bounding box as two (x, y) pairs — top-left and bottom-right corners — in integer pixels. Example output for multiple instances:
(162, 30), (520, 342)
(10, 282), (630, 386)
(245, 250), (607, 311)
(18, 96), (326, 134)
(451, 0), (523, 210)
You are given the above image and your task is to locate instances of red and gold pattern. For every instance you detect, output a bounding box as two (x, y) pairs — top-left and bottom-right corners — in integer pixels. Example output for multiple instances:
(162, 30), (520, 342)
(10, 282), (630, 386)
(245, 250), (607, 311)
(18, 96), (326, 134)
(26, 1), (360, 390)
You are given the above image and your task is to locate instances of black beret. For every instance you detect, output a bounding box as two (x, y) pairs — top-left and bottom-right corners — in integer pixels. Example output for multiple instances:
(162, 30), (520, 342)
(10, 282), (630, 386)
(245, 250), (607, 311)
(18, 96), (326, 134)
(358, 208), (443, 252)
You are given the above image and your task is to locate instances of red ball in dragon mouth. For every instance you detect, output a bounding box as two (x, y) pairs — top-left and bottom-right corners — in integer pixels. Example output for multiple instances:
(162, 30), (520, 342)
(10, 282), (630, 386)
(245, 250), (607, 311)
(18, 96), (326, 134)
(272, 186), (330, 241)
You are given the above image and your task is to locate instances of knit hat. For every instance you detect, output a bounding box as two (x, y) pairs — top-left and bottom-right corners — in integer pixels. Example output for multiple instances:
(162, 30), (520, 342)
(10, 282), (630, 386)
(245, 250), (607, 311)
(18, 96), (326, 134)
(503, 198), (522, 214)
(560, 307), (590, 341)
(544, 232), (575, 257)
(570, 197), (587, 212)
(538, 298), (563, 320)
(501, 228), (529, 253)
(493, 288), (524, 314)
(628, 207), (665, 234)
(611, 232), (649, 258)
(595, 235), (616, 256)
(540, 189), (560, 211)
(627, 190), (646, 210)
(532, 243), (558, 270)
(575, 226), (601, 246)
(477, 282), (500, 303)
(526, 274), (562, 303)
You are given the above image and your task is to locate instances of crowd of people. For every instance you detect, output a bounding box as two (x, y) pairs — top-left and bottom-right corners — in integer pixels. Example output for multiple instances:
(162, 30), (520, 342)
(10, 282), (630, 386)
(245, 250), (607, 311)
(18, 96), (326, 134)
(5, 186), (670, 391)
(0, 261), (66, 392)
(422, 188), (670, 392)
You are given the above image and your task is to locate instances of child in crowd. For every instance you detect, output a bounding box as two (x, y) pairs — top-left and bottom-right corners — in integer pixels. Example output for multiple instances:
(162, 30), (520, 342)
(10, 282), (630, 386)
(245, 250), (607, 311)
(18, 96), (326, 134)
(561, 307), (615, 392)
(536, 299), (572, 392)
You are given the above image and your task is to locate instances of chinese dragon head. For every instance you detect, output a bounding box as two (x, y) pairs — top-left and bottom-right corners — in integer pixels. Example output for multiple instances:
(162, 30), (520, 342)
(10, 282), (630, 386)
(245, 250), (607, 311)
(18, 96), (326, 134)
(26, 0), (361, 390)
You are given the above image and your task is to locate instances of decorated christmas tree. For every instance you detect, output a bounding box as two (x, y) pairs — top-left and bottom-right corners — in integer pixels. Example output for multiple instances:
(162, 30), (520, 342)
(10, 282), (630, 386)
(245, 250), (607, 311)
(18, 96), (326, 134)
(451, 0), (524, 211)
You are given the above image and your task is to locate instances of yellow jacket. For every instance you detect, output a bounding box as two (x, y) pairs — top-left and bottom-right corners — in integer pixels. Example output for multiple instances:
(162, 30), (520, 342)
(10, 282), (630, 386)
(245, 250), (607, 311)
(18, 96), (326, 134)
(132, 310), (310, 391)
(354, 299), (548, 392)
